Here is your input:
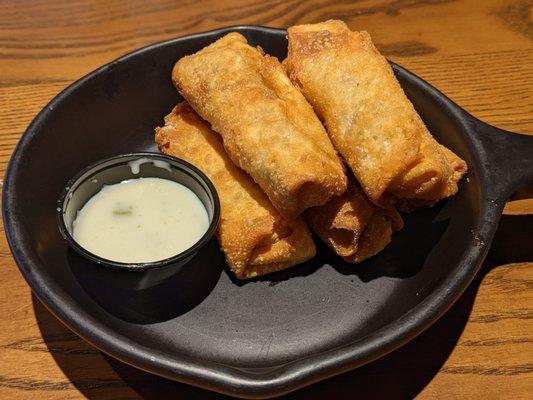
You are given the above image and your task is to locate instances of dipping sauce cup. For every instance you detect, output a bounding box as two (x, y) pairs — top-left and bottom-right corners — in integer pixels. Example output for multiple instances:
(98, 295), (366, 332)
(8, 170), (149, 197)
(57, 153), (220, 288)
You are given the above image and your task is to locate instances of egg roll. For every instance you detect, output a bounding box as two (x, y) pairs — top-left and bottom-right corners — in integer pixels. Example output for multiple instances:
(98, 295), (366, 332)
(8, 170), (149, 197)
(155, 103), (315, 279)
(285, 20), (467, 206)
(172, 32), (348, 219)
(305, 181), (403, 263)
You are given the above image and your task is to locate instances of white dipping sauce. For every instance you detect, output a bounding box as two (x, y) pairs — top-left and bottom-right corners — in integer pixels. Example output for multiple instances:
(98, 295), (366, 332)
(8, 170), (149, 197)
(72, 178), (209, 263)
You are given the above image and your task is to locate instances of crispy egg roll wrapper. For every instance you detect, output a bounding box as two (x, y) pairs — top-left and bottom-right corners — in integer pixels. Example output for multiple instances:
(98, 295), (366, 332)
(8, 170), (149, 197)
(172, 32), (348, 219)
(396, 144), (468, 211)
(285, 20), (467, 206)
(305, 182), (403, 263)
(155, 103), (315, 279)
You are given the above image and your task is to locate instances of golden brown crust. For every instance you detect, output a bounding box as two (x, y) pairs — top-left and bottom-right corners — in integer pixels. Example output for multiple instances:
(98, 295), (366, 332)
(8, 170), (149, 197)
(172, 32), (347, 219)
(304, 184), (372, 257)
(305, 181), (403, 263)
(285, 20), (467, 207)
(155, 103), (315, 279)
(343, 212), (394, 263)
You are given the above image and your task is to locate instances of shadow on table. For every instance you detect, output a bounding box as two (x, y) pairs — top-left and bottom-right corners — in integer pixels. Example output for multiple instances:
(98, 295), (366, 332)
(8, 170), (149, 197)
(33, 214), (533, 399)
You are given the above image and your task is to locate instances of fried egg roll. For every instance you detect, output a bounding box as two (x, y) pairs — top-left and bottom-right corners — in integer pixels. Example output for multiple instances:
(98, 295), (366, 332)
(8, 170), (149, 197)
(285, 20), (467, 206)
(172, 32), (348, 219)
(155, 103), (315, 279)
(305, 181), (403, 263)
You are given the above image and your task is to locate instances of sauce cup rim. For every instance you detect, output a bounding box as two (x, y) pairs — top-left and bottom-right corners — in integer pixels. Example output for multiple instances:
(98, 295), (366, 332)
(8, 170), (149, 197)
(56, 152), (221, 272)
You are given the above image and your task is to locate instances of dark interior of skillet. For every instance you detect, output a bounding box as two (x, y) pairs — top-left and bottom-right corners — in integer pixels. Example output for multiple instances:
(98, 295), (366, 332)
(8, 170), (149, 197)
(6, 28), (482, 371)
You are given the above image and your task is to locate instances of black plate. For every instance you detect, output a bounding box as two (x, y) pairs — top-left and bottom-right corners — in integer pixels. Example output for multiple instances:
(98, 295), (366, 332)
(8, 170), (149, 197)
(3, 26), (533, 398)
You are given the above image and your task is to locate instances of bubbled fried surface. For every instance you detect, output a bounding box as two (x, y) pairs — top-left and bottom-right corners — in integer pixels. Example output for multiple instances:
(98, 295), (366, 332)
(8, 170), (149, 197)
(172, 32), (347, 220)
(285, 20), (467, 206)
(155, 103), (315, 279)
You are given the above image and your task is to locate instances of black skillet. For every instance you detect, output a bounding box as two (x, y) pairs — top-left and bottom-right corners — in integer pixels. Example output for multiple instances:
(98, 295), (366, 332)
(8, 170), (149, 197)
(3, 26), (533, 398)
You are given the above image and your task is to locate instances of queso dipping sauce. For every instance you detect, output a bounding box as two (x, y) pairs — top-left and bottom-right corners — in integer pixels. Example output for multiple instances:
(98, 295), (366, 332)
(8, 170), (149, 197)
(72, 177), (210, 263)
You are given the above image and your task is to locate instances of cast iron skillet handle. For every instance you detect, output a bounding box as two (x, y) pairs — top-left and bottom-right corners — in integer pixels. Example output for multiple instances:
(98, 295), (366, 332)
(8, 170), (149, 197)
(471, 117), (533, 266)
(472, 118), (533, 202)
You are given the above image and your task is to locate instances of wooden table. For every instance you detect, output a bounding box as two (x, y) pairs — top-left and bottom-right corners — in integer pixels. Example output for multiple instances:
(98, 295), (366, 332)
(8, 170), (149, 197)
(0, 1), (531, 398)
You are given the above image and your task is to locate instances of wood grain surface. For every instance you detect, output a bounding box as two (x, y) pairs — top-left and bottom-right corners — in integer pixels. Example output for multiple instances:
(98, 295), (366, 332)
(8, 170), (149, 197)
(0, 0), (531, 399)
